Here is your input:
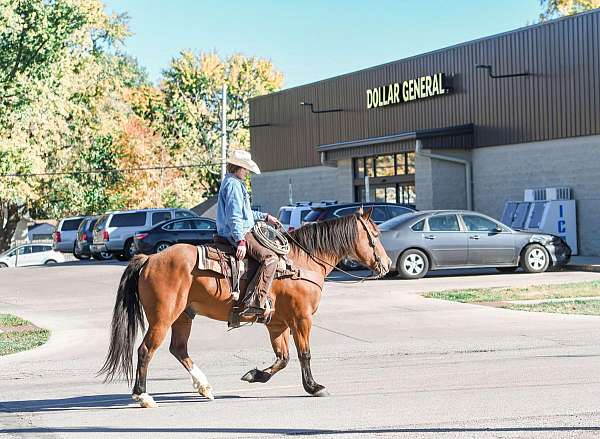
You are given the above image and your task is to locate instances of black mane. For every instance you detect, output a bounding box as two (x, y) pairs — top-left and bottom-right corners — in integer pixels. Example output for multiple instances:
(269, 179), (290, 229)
(288, 214), (358, 259)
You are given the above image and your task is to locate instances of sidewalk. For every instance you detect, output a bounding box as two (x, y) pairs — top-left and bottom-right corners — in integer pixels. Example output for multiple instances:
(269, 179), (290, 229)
(567, 255), (600, 272)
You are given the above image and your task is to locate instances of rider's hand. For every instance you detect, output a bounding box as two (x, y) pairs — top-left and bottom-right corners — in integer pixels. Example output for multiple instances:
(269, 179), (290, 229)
(236, 240), (247, 260)
(266, 214), (281, 228)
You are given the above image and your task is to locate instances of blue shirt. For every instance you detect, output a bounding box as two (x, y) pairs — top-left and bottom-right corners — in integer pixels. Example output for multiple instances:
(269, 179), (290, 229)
(216, 173), (267, 244)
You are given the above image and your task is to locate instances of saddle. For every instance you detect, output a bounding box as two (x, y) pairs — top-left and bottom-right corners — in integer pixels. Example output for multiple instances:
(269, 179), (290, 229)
(188, 235), (323, 328)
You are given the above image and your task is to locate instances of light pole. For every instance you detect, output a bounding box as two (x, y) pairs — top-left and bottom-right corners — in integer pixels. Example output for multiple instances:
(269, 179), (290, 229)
(221, 84), (227, 180)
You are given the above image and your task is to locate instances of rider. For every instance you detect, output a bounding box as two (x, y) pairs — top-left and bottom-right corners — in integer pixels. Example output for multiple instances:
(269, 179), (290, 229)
(216, 149), (281, 318)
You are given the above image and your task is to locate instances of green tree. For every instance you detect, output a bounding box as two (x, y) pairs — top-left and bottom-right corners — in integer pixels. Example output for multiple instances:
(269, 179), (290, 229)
(539, 0), (600, 20)
(0, 0), (138, 250)
(155, 52), (283, 200)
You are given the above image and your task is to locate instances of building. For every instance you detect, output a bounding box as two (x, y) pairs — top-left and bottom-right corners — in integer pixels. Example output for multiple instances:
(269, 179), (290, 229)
(249, 10), (600, 256)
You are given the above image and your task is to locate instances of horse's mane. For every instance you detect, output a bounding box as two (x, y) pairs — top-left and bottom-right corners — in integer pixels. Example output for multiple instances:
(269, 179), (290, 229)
(288, 214), (358, 259)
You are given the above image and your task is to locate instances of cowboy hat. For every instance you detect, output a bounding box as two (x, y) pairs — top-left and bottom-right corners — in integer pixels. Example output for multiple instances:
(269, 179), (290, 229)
(227, 149), (261, 174)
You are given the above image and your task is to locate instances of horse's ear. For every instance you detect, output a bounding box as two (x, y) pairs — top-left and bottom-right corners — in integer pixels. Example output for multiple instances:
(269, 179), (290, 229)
(362, 207), (373, 220)
(356, 206), (364, 216)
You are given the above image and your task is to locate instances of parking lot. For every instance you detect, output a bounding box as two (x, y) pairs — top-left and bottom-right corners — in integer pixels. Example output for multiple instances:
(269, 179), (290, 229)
(1, 262), (600, 438)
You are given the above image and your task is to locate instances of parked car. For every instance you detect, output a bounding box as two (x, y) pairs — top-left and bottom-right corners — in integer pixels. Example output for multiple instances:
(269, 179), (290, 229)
(74, 216), (112, 260)
(0, 244), (65, 268)
(91, 208), (199, 261)
(278, 201), (337, 231)
(304, 202), (416, 270)
(380, 210), (572, 279)
(133, 217), (217, 255)
(303, 202), (415, 226)
(52, 216), (85, 254)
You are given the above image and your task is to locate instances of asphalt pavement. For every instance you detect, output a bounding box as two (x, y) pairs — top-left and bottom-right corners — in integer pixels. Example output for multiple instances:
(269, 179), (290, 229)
(2, 262), (600, 438)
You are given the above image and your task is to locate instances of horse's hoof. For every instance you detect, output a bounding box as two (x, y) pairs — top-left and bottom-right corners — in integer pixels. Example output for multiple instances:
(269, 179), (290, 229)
(132, 393), (159, 408)
(193, 381), (215, 400)
(241, 368), (271, 383)
(312, 388), (330, 397)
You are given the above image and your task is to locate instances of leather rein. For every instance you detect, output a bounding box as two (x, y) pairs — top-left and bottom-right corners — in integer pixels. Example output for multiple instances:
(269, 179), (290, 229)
(280, 216), (386, 282)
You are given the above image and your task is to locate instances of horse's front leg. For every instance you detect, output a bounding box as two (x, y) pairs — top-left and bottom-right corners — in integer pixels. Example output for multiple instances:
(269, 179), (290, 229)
(242, 323), (290, 383)
(291, 316), (329, 397)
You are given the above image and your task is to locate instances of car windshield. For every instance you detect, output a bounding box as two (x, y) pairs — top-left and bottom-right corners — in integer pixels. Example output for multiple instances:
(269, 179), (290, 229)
(94, 215), (109, 231)
(278, 210), (292, 224)
(304, 209), (326, 222)
(379, 214), (418, 231)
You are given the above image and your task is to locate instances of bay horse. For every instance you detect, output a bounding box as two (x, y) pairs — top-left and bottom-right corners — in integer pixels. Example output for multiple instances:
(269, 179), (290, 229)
(99, 208), (391, 408)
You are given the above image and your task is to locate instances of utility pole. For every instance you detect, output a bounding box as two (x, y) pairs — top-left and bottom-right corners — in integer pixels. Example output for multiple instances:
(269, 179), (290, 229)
(221, 84), (227, 180)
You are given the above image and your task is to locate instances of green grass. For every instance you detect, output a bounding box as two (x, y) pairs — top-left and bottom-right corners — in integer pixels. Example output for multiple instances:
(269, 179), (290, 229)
(423, 281), (600, 303)
(0, 314), (50, 356)
(506, 300), (600, 316)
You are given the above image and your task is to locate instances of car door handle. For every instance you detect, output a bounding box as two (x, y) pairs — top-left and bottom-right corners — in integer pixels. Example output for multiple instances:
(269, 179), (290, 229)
(424, 235), (435, 240)
(469, 235), (480, 240)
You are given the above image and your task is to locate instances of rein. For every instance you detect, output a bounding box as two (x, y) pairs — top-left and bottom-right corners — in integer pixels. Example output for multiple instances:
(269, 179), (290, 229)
(280, 217), (383, 282)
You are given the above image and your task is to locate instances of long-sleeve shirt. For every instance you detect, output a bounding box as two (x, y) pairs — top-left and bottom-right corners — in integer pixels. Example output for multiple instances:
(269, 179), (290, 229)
(216, 173), (267, 244)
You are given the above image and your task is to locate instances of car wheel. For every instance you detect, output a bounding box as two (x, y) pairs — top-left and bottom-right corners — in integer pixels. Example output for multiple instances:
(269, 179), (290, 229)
(73, 251), (82, 260)
(496, 266), (518, 273)
(120, 239), (136, 261)
(0, 262), (7, 268)
(154, 242), (172, 253)
(91, 251), (112, 261)
(521, 244), (550, 273)
(45, 259), (57, 265)
(398, 249), (429, 279)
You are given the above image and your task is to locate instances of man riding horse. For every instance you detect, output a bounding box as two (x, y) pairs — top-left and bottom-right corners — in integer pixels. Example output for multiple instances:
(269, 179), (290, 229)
(216, 149), (281, 320)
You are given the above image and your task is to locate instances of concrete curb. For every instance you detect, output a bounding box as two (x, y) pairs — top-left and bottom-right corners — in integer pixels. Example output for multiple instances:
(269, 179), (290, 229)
(506, 296), (600, 305)
(567, 264), (600, 273)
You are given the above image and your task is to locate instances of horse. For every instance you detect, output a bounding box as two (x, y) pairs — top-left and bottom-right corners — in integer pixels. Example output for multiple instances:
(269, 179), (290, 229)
(99, 207), (392, 408)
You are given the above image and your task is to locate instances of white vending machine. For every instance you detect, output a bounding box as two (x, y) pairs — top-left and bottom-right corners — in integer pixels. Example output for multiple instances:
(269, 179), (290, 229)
(501, 188), (578, 255)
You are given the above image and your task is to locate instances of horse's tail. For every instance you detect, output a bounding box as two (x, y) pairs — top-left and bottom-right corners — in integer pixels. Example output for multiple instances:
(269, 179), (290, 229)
(98, 254), (149, 384)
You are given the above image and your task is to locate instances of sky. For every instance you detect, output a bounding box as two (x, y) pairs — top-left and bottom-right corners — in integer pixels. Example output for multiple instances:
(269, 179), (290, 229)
(103, 0), (543, 89)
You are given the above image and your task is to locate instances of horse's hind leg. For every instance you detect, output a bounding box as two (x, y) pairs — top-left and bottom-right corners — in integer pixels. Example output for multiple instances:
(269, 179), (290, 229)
(291, 316), (329, 397)
(169, 314), (215, 400)
(242, 323), (290, 383)
(132, 323), (169, 408)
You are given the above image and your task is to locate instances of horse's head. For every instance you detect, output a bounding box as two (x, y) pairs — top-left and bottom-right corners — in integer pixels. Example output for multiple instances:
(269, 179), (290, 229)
(353, 207), (392, 277)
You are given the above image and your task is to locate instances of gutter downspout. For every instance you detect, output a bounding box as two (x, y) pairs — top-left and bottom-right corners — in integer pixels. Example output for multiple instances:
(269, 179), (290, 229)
(415, 139), (472, 210)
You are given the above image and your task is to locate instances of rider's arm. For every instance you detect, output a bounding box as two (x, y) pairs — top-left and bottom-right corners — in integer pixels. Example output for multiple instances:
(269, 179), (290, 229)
(223, 181), (247, 243)
(252, 210), (267, 222)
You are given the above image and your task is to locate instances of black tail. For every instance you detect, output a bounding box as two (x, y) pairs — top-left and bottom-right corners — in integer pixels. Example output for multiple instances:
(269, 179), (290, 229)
(98, 254), (149, 384)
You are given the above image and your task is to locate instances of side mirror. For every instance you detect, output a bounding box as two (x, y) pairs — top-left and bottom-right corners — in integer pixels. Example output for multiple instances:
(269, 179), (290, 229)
(495, 226), (503, 233)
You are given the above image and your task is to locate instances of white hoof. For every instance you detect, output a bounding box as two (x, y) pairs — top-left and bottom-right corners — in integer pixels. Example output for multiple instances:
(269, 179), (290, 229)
(193, 380), (215, 400)
(132, 392), (159, 408)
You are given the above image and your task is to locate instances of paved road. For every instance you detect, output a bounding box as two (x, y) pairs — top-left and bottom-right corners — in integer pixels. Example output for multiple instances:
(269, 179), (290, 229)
(1, 263), (600, 438)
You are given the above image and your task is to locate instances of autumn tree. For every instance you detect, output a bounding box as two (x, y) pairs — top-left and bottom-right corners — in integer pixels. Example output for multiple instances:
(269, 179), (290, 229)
(539, 0), (600, 20)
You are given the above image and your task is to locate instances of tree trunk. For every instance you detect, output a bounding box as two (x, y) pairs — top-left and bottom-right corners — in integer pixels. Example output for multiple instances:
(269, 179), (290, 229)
(0, 202), (25, 252)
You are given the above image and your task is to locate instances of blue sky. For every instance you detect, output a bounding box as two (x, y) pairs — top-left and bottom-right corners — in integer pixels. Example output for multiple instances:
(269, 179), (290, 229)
(104, 0), (542, 89)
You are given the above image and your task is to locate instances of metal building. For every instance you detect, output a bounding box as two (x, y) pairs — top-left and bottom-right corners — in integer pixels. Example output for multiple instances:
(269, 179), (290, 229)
(249, 10), (600, 255)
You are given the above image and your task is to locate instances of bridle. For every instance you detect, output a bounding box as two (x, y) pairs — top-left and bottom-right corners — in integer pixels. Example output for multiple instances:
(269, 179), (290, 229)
(356, 215), (387, 277)
(281, 215), (388, 281)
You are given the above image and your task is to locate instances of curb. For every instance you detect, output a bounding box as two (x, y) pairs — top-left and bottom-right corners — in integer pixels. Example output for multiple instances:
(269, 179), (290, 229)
(567, 264), (600, 273)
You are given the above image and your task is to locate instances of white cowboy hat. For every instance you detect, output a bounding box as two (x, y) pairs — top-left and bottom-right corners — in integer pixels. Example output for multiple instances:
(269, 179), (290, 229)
(227, 149), (261, 174)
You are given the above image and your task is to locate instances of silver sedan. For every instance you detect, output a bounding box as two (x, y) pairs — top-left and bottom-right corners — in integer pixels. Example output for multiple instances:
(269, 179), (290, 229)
(379, 210), (571, 279)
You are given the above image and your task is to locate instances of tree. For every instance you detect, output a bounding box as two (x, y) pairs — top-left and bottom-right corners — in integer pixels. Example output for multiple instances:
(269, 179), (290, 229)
(155, 52), (283, 198)
(0, 0), (138, 250)
(539, 0), (600, 20)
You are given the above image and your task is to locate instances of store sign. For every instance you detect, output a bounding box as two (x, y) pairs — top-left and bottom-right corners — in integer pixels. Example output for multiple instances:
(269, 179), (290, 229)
(366, 72), (448, 109)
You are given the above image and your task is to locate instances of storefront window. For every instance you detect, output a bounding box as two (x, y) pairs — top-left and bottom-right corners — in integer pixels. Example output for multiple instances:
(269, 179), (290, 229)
(375, 155), (394, 177)
(354, 158), (364, 178)
(395, 153), (406, 175)
(406, 152), (416, 175)
(365, 157), (374, 177)
(385, 187), (397, 203)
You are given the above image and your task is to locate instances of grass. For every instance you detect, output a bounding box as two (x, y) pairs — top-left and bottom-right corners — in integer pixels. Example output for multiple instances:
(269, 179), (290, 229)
(0, 313), (50, 356)
(423, 281), (600, 303)
(506, 300), (600, 316)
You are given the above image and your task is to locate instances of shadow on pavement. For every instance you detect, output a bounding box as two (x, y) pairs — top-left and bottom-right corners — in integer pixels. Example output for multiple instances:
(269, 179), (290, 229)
(0, 391), (306, 414)
(1, 426), (599, 435)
